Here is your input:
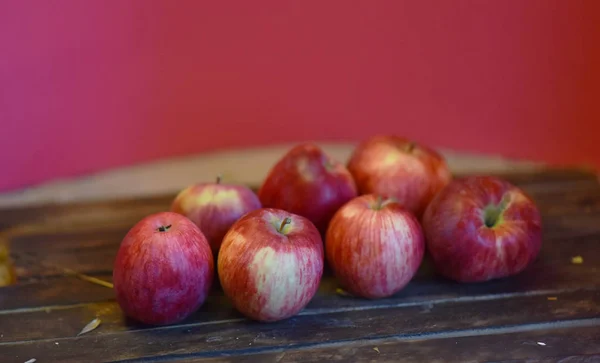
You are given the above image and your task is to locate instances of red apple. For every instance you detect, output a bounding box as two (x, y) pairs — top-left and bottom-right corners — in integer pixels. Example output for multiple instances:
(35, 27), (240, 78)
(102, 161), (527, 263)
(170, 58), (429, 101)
(113, 212), (214, 325)
(258, 143), (358, 235)
(218, 208), (324, 322)
(171, 176), (262, 256)
(325, 194), (425, 299)
(347, 136), (452, 218)
(422, 176), (542, 283)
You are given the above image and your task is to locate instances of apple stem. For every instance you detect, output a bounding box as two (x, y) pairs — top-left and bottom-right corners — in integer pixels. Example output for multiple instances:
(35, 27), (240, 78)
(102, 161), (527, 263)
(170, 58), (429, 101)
(216, 175), (222, 184)
(278, 218), (292, 233)
(375, 195), (383, 209)
(157, 224), (172, 232)
(405, 142), (416, 153)
(483, 196), (511, 228)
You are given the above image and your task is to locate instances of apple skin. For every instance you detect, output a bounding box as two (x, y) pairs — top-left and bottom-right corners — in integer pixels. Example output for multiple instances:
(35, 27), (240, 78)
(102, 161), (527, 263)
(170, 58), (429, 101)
(258, 143), (358, 235)
(347, 136), (452, 218)
(325, 194), (425, 299)
(171, 177), (262, 256)
(218, 208), (324, 322)
(422, 176), (542, 283)
(113, 212), (214, 325)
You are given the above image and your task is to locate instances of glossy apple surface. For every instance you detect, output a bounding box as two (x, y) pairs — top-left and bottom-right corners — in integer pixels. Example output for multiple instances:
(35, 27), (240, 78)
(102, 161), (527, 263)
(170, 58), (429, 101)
(113, 212), (214, 325)
(422, 176), (542, 283)
(325, 194), (425, 299)
(347, 136), (452, 218)
(218, 208), (324, 322)
(258, 144), (357, 235)
(171, 176), (262, 255)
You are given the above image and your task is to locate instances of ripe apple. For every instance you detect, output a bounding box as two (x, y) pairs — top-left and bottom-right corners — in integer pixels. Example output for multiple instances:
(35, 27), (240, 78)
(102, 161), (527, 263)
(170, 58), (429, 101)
(171, 176), (262, 256)
(325, 194), (425, 299)
(113, 212), (214, 325)
(258, 143), (358, 235)
(422, 176), (542, 283)
(218, 208), (324, 322)
(347, 135), (452, 218)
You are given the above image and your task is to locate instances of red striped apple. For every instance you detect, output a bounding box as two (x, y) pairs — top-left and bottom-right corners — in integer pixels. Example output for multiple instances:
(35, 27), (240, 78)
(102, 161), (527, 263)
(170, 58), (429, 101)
(258, 143), (357, 235)
(422, 176), (542, 283)
(171, 176), (261, 256)
(325, 194), (425, 299)
(113, 212), (214, 325)
(218, 208), (324, 322)
(347, 136), (452, 218)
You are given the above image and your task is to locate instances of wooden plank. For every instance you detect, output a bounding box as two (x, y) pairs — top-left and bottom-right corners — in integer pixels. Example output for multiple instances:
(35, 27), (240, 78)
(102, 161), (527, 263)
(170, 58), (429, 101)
(0, 176), (596, 279)
(8, 229), (127, 253)
(457, 168), (598, 185)
(496, 356), (600, 363)
(0, 168), (596, 362)
(1, 226), (599, 312)
(2, 175), (596, 239)
(0, 284), (598, 344)
(5, 194), (600, 281)
(541, 212), (600, 240)
(174, 324), (600, 363)
(0, 194), (173, 230)
(523, 179), (600, 208)
(9, 232), (125, 279)
(0, 168), (596, 233)
(5, 228), (127, 279)
(0, 202), (167, 241)
(0, 273), (114, 311)
(0, 294), (233, 343)
(1, 290), (598, 362)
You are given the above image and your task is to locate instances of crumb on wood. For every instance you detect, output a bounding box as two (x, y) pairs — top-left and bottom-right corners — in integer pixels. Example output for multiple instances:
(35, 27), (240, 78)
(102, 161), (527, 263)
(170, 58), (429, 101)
(77, 318), (101, 336)
(571, 256), (583, 264)
(547, 297), (558, 301)
(335, 288), (352, 297)
(373, 347), (380, 354)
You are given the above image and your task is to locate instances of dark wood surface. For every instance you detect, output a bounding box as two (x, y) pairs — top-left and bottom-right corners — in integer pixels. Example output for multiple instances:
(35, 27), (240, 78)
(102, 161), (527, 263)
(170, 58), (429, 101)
(0, 169), (599, 362)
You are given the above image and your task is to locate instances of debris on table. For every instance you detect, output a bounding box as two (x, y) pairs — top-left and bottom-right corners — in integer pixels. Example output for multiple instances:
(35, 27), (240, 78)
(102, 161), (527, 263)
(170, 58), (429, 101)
(77, 318), (102, 336)
(373, 347), (380, 354)
(537, 342), (546, 346)
(571, 256), (584, 264)
(335, 288), (352, 297)
(547, 297), (558, 301)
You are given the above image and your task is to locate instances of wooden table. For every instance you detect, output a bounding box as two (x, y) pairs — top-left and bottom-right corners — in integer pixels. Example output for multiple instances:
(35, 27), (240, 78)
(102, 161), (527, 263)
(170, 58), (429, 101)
(0, 168), (599, 362)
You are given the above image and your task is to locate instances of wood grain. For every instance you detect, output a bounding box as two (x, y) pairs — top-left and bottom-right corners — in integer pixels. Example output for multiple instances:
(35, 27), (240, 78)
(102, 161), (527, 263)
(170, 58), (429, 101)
(4, 176), (599, 282)
(174, 324), (600, 363)
(0, 273), (114, 311)
(0, 167), (598, 362)
(1, 290), (599, 362)
(1, 226), (599, 313)
(0, 168), (595, 232)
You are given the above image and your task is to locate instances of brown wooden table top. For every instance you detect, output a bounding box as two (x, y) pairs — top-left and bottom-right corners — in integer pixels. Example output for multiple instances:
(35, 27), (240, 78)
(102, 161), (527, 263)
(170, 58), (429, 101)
(0, 169), (599, 363)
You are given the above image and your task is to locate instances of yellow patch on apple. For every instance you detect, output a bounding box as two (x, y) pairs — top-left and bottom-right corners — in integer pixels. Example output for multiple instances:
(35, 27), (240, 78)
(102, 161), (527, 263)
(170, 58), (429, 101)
(296, 157), (317, 182)
(250, 247), (302, 317)
(180, 187), (242, 213)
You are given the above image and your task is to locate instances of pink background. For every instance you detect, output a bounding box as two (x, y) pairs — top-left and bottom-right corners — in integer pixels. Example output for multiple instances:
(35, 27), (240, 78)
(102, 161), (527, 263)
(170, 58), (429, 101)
(2, 1), (599, 192)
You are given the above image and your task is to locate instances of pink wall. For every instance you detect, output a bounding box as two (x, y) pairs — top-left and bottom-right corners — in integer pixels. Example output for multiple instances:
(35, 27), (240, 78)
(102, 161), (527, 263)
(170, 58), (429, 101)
(2, 1), (599, 192)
